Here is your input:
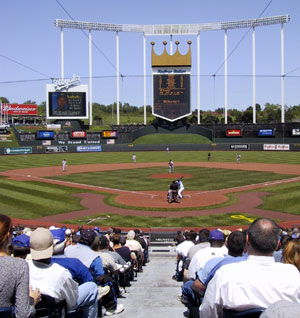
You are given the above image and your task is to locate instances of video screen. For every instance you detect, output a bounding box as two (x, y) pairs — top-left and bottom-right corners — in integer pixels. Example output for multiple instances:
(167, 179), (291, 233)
(48, 92), (87, 118)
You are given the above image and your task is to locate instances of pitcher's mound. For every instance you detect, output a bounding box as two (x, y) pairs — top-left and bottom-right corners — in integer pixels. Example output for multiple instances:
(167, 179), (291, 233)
(150, 173), (193, 179)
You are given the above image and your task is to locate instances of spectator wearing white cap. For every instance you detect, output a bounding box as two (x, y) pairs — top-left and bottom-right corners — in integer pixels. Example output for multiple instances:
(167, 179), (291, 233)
(27, 227), (98, 318)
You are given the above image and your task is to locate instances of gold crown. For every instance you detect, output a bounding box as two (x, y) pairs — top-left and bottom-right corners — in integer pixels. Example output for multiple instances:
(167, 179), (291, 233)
(151, 40), (192, 67)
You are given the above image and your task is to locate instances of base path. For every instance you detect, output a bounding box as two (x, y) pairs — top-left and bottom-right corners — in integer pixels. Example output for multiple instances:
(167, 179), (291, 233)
(2, 162), (300, 228)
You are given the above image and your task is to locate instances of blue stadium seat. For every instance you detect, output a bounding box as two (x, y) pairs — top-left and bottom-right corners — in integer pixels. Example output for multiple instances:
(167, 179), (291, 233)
(0, 307), (13, 318)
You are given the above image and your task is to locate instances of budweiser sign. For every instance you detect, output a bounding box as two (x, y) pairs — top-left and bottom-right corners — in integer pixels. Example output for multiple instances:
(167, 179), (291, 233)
(2, 104), (37, 116)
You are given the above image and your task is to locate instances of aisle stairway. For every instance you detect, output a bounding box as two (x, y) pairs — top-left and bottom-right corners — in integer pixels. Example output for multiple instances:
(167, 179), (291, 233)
(116, 254), (186, 318)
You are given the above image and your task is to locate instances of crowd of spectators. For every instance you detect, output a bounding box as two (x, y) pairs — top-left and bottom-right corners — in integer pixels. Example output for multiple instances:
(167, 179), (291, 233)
(173, 219), (300, 317)
(0, 214), (150, 318)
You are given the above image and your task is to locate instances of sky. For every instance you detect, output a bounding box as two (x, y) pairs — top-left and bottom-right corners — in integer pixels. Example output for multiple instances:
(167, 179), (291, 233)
(1, 0), (300, 112)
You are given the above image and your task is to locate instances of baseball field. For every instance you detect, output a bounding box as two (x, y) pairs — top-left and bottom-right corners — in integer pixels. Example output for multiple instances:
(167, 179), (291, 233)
(1, 150), (300, 230)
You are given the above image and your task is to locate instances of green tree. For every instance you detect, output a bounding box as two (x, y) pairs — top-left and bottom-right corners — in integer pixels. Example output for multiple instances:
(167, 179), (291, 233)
(23, 100), (36, 104)
(0, 97), (9, 103)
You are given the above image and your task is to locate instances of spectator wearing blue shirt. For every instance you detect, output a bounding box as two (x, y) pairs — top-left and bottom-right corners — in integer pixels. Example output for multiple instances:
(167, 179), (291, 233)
(64, 229), (124, 316)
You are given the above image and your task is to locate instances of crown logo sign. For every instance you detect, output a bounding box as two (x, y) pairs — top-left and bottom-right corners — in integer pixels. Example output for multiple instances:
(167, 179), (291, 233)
(151, 40), (192, 67)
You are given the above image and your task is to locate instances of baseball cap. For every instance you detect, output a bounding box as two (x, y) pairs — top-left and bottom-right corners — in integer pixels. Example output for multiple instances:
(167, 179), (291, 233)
(12, 234), (30, 248)
(209, 229), (224, 241)
(80, 229), (96, 246)
(30, 228), (54, 260)
(126, 230), (135, 240)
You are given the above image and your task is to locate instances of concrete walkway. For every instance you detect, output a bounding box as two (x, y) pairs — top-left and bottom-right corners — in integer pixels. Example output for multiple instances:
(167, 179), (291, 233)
(116, 253), (186, 318)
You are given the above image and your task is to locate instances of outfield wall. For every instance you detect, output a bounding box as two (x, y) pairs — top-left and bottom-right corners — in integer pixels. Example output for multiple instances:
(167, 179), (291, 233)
(2, 141), (300, 155)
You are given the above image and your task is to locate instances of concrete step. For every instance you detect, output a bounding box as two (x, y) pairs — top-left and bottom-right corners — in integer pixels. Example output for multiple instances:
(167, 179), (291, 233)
(115, 256), (185, 318)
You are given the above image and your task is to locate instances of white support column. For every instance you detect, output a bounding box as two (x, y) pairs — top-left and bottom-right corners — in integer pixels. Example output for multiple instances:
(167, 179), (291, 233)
(281, 23), (285, 123)
(89, 29), (93, 126)
(143, 33), (147, 125)
(170, 34), (173, 54)
(224, 29), (228, 124)
(116, 31), (120, 125)
(60, 27), (64, 79)
(197, 32), (200, 124)
(252, 27), (256, 124)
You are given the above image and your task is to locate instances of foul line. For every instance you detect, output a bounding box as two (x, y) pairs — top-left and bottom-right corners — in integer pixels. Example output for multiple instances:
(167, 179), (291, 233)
(4, 173), (158, 197)
(188, 176), (300, 197)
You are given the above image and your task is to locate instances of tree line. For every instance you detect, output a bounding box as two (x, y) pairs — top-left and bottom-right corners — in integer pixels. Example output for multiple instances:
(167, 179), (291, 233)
(1, 96), (300, 124)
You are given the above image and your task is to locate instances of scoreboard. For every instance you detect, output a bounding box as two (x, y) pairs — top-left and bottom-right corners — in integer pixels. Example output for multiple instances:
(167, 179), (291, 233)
(153, 73), (190, 121)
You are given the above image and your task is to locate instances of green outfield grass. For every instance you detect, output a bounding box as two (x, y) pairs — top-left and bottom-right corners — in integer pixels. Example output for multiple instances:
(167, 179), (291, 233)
(51, 166), (294, 191)
(0, 150), (299, 173)
(133, 134), (211, 144)
(65, 212), (268, 228)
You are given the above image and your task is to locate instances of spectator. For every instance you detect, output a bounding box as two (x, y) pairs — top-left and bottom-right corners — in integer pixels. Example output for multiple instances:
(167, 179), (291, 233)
(0, 214), (40, 317)
(125, 230), (143, 272)
(188, 230), (227, 280)
(186, 229), (210, 263)
(64, 229), (124, 315)
(283, 239), (300, 271)
(28, 227), (98, 318)
(176, 231), (195, 259)
(51, 238), (110, 300)
(112, 234), (132, 263)
(200, 218), (300, 317)
(180, 231), (245, 317)
(273, 232), (290, 262)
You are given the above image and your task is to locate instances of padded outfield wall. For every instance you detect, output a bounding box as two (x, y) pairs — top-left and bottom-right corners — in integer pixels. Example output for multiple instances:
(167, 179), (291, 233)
(2, 122), (300, 155)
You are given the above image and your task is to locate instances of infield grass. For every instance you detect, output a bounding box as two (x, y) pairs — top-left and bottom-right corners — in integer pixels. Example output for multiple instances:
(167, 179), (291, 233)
(51, 166), (295, 191)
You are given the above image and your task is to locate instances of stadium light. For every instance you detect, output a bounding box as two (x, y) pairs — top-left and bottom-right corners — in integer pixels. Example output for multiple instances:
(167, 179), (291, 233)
(55, 15), (290, 34)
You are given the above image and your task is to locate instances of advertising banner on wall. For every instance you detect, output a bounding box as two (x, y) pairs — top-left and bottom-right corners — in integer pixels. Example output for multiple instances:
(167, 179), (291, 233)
(292, 128), (300, 136)
(263, 144), (290, 151)
(230, 144), (249, 150)
(2, 104), (37, 116)
(46, 124), (61, 130)
(4, 147), (32, 155)
(258, 129), (274, 137)
(71, 131), (87, 138)
(226, 129), (242, 137)
(102, 130), (118, 139)
(45, 146), (68, 153)
(76, 145), (102, 152)
(36, 131), (55, 140)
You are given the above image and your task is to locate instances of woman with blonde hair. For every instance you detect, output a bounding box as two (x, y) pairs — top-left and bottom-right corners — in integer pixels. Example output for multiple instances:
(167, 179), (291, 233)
(283, 239), (300, 271)
(0, 214), (40, 317)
